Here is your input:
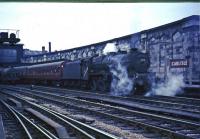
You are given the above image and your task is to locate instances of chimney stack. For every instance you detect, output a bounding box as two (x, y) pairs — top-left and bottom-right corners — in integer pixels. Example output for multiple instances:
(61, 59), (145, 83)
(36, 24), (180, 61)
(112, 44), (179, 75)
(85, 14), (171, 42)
(49, 42), (51, 53)
(42, 46), (45, 53)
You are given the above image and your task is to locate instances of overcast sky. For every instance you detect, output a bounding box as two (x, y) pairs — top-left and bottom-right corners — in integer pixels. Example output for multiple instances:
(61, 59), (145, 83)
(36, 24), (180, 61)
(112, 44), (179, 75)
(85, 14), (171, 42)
(0, 3), (200, 51)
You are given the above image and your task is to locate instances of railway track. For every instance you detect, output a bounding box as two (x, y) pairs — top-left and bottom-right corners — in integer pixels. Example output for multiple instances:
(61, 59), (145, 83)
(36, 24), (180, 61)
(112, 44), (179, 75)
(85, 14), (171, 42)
(17, 84), (200, 106)
(0, 89), (146, 139)
(0, 89), (118, 139)
(10, 85), (200, 121)
(22, 84), (200, 107)
(0, 100), (29, 139)
(0, 99), (54, 139)
(1, 85), (200, 139)
(143, 95), (200, 106)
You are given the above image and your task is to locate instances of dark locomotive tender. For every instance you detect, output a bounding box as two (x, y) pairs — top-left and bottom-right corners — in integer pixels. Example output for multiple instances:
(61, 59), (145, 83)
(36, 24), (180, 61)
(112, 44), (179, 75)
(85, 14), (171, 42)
(0, 48), (150, 94)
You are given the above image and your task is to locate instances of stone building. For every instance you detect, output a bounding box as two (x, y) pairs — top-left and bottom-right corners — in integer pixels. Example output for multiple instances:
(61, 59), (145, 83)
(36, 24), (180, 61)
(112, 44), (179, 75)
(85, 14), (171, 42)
(136, 15), (200, 85)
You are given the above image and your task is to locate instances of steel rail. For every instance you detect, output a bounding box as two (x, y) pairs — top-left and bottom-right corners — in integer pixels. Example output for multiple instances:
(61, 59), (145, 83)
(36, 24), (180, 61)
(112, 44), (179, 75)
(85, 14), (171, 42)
(0, 100), (32, 139)
(0, 100), (54, 139)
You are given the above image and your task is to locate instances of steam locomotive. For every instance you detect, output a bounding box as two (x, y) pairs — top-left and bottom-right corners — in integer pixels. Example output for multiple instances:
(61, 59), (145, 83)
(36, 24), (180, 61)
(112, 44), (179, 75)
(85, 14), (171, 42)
(0, 48), (150, 94)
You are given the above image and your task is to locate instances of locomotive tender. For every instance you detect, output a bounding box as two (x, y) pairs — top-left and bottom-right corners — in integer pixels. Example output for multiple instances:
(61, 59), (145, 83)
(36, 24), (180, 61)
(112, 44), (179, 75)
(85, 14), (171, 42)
(0, 48), (150, 94)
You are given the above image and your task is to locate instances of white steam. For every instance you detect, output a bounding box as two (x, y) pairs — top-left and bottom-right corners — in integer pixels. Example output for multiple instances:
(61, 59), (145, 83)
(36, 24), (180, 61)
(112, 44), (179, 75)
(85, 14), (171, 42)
(103, 43), (118, 55)
(145, 73), (184, 96)
(109, 56), (134, 96)
(103, 42), (133, 96)
(103, 42), (130, 55)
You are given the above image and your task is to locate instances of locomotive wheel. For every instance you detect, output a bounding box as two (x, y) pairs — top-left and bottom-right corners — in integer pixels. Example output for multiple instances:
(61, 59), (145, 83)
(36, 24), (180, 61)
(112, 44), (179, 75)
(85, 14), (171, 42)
(90, 80), (97, 91)
(97, 80), (106, 92)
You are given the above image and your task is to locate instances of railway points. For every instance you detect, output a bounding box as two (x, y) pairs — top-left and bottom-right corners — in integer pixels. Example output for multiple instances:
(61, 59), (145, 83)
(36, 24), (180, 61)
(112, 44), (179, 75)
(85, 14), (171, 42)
(0, 99), (52, 139)
(0, 88), (118, 139)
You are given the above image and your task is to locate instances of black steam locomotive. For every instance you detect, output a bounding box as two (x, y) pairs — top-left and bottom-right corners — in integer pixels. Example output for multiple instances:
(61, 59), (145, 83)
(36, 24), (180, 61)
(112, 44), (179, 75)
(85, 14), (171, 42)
(0, 48), (150, 94)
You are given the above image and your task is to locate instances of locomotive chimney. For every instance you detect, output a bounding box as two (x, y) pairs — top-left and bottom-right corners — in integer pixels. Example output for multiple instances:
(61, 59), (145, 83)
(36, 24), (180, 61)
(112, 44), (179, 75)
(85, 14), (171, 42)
(42, 46), (45, 53)
(49, 42), (51, 53)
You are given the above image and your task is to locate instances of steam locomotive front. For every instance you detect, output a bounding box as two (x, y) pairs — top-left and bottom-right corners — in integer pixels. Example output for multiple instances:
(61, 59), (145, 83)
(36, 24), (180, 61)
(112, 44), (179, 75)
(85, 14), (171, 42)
(89, 48), (150, 94)
(120, 49), (150, 93)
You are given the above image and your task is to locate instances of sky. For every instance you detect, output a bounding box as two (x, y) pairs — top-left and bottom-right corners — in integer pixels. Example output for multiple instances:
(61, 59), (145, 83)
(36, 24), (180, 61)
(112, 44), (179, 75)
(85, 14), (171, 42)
(0, 3), (200, 51)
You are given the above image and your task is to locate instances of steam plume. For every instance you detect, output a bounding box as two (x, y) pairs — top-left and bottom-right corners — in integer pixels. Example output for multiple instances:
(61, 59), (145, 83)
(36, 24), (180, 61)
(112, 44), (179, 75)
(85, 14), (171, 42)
(145, 73), (184, 96)
(103, 43), (118, 55)
(103, 43), (133, 96)
(109, 56), (134, 96)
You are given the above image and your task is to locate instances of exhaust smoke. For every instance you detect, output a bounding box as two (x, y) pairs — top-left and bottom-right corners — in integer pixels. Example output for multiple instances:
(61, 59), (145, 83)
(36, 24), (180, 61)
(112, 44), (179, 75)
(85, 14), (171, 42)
(145, 73), (184, 97)
(109, 56), (134, 96)
(103, 43), (134, 96)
